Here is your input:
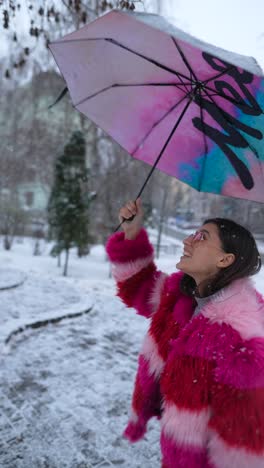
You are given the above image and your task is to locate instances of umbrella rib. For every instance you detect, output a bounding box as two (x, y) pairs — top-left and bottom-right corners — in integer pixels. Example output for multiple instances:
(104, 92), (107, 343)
(203, 87), (262, 157)
(74, 82), (189, 107)
(197, 88), (209, 192)
(135, 95), (193, 200)
(171, 72), (190, 93)
(105, 37), (195, 85)
(132, 92), (190, 156)
(204, 92), (221, 98)
(171, 37), (199, 83)
(54, 37), (194, 85)
(203, 66), (236, 85)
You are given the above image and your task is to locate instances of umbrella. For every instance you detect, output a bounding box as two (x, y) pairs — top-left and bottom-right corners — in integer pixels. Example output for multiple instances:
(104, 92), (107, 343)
(49, 10), (264, 204)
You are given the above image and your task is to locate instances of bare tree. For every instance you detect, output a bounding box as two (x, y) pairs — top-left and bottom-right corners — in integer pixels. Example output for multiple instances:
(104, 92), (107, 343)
(1, 200), (29, 250)
(1, 1), (143, 80)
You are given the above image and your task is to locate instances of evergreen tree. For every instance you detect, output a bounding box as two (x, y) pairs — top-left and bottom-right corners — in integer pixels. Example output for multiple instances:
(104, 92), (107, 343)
(48, 131), (94, 276)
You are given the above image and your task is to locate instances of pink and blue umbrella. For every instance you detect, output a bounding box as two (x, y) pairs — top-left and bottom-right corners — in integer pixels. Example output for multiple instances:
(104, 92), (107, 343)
(49, 10), (264, 203)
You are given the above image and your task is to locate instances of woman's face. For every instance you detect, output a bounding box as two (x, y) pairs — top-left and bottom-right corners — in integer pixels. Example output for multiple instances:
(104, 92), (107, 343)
(176, 222), (232, 285)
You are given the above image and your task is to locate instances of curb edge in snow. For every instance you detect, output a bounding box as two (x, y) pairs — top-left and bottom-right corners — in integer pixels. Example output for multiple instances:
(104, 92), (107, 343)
(0, 275), (27, 291)
(4, 306), (94, 346)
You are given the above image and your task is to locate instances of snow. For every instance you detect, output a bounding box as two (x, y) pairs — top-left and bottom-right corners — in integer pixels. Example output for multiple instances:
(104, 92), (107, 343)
(0, 234), (263, 467)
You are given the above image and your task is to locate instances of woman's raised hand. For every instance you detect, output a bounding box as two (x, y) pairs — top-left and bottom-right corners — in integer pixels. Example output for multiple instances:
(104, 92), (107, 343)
(118, 198), (144, 240)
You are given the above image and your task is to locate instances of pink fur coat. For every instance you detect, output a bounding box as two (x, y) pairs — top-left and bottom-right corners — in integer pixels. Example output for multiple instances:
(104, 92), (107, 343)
(106, 229), (264, 468)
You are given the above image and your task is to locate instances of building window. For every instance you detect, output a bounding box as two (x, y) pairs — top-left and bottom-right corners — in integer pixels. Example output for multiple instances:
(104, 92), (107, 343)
(24, 191), (34, 207)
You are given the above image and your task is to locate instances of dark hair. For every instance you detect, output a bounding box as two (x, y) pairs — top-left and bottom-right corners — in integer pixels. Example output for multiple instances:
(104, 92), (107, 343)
(180, 218), (262, 298)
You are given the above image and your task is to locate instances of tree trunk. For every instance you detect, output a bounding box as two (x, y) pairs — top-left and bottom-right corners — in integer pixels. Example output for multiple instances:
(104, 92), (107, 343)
(156, 0), (162, 14)
(63, 249), (70, 276)
(33, 239), (41, 256)
(57, 253), (61, 268)
(243, 200), (251, 226)
(4, 234), (12, 251)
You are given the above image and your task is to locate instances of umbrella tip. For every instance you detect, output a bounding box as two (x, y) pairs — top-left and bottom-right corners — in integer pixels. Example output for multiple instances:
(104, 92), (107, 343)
(48, 86), (68, 109)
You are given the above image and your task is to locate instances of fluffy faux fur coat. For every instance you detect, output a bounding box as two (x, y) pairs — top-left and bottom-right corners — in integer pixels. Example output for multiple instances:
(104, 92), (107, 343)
(106, 229), (264, 468)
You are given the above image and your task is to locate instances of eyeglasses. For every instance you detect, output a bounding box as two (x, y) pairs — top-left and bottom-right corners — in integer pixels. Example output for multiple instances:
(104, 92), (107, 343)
(189, 231), (206, 242)
(187, 231), (224, 252)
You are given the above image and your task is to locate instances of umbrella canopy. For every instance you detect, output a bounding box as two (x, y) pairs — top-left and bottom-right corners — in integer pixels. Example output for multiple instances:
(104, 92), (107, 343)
(49, 10), (264, 203)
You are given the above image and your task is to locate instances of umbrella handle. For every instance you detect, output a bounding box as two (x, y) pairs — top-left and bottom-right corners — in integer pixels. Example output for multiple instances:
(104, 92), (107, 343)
(114, 214), (135, 233)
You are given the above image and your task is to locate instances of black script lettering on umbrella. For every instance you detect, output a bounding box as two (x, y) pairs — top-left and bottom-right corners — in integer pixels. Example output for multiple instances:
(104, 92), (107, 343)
(192, 54), (263, 190)
(203, 54), (263, 115)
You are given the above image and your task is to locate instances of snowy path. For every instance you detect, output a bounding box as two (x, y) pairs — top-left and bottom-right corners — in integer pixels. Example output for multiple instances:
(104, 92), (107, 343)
(0, 289), (160, 467)
(0, 239), (163, 467)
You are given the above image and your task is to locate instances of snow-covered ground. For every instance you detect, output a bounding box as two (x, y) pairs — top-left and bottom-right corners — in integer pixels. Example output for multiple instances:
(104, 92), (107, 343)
(0, 233), (263, 467)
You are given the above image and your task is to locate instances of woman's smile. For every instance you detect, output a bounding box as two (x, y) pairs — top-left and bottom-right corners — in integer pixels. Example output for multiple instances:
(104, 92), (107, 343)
(182, 249), (192, 258)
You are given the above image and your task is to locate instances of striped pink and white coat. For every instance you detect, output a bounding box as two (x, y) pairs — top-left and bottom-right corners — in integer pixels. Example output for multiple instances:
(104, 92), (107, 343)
(106, 229), (264, 468)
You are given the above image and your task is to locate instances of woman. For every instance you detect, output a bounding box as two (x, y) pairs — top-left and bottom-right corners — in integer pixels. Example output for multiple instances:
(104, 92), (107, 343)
(106, 198), (264, 468)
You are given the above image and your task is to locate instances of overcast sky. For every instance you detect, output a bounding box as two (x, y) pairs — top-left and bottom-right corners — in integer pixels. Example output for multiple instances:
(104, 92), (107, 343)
(160, 0), (264, 70)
